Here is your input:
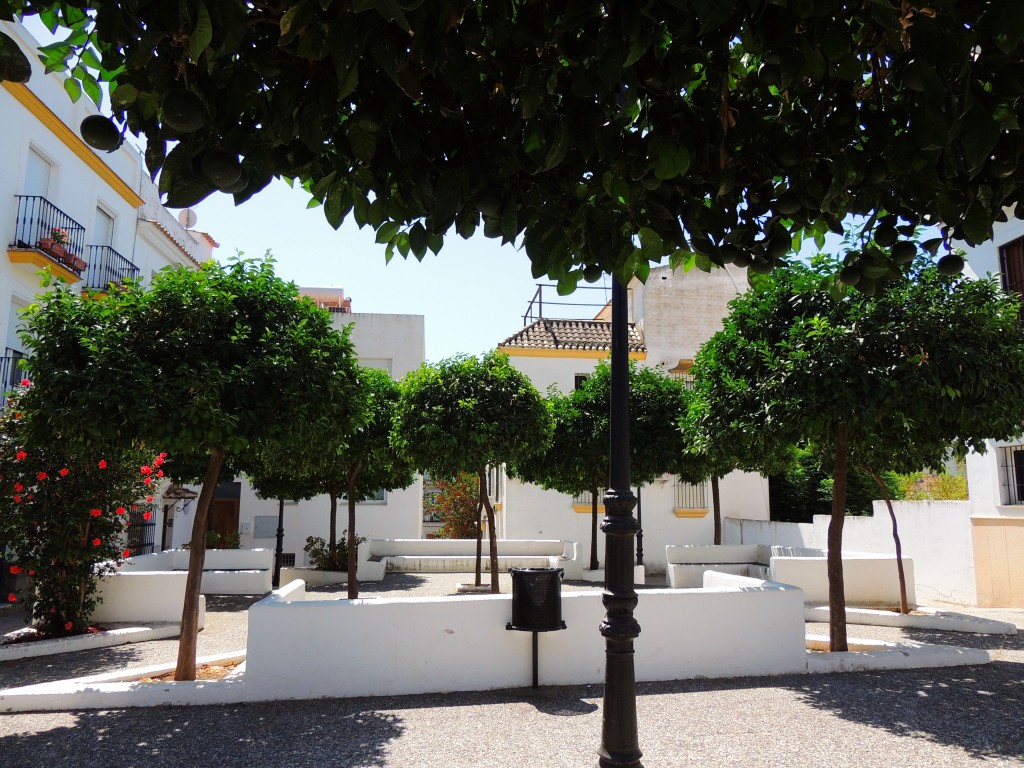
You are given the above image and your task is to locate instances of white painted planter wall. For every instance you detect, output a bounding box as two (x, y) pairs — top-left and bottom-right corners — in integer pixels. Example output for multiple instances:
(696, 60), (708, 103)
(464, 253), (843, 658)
(92, 570), (205, 627)
(724, 501), (972, 605)
(116, 549), (273, 595)
(245, 576), (806, 700)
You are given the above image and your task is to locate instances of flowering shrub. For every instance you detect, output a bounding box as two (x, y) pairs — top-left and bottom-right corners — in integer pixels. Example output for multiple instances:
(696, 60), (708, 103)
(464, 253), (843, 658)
(304, 532), (365, 571)
(0, 387), (165, 636)
(49, 227), (69, 245)
(426, 472), (481, 539)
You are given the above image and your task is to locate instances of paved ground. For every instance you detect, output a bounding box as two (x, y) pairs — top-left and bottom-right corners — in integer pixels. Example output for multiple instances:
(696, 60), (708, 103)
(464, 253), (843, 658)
(0, 574), (1022, 768)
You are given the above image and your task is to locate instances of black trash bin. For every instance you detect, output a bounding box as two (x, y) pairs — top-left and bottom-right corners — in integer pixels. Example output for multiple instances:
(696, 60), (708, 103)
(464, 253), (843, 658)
(508, 567), (567, 632)
(506, 567), (567, 688)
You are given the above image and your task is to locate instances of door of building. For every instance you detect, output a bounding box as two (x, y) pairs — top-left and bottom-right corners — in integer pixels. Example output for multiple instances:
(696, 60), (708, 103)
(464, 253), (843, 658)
(208, 499), (240, 545)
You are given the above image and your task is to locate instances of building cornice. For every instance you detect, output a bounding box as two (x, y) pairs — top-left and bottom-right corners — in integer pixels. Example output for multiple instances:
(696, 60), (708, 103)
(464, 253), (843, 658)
(2, 81), (145, 208)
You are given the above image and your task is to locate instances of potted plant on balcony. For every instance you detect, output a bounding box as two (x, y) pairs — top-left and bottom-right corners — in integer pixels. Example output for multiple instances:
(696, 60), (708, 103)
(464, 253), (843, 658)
(44, 227), (69, 259)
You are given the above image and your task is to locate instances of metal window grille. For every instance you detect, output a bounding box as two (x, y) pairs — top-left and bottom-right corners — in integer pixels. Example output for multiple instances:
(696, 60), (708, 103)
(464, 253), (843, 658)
(487, 465), (502, 504)
(573, 490), (606, 506)
(674, 479), (708, 510)
(1000, 445), (1024, 505)
(574, 374), (589, 390)
(126, 511), (156, 556)
(279, 553), (296, 568)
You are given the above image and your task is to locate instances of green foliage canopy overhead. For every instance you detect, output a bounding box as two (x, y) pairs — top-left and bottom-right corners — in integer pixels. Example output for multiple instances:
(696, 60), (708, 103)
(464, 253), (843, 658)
(5, 2), (1024, 287)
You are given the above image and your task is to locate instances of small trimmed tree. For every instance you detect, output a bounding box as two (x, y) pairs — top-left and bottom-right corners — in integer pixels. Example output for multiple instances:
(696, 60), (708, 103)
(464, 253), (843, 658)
(20, 257), (364, 678)
(512, 361), (687, 569)
(0, 387), (163, 636)
(393, 352), (551, 593)
(692, 260), (1024, 651)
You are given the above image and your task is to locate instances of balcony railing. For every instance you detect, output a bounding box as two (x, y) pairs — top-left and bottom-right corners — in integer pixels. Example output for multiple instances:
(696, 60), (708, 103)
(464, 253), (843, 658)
(10, 195), (87, 274)
(674, 479), (708, 510)
(86, 244), (140, 291)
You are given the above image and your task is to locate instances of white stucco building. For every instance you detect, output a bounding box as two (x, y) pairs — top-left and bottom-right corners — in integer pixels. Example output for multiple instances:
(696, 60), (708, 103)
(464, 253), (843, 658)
(0, 20), (217, 565)
(496, 265), (771, 574)
(956, 220), (1024, 607)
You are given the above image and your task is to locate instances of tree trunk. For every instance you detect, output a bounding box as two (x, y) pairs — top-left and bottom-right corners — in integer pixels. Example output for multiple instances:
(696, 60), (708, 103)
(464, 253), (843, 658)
(711, 475), (722, 546)
(175, 446), (225, 681)
(590, 480), (600, 571)
(328, 490), (338, 549)
(480, 465), (500, 594)
(474, 486), (484, 587)
(347, 464), (360, 600)
(869, 469), (909, 614)
(828, 423), (849, 653)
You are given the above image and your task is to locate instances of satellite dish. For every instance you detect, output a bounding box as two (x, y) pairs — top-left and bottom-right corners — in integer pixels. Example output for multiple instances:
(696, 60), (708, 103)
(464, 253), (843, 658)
(178, 208), (198, 229)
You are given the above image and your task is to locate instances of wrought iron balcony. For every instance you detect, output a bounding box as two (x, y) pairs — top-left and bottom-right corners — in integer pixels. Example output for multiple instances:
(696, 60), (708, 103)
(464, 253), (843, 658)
(85, 244), (140, 291)
(9, 195), (87, 276)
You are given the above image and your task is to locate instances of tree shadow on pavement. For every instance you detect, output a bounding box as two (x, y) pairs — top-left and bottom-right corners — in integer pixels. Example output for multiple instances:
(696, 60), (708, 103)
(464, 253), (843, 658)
(0, 701), (404, 768)
(783, 662), (1024, 760)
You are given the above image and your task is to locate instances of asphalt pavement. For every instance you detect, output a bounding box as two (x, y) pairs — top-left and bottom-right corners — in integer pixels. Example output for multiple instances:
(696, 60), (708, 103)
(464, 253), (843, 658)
(0, 573), (1021, 768)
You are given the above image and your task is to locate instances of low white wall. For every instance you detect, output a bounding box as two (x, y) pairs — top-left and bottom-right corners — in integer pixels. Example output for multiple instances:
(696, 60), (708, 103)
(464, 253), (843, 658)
(665, 544), (765, 564)
(171, 548), (274, 571)
(769, 554), (916, 607)
(93, 571), (205, 628)
(245, 578), (806, 700)
(368, 539), (570, 557)
(725, 501), (975, 605)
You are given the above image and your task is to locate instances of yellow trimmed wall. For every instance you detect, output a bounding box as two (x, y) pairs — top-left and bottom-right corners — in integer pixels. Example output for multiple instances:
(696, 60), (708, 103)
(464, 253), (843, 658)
(972, 515), (1024, 608)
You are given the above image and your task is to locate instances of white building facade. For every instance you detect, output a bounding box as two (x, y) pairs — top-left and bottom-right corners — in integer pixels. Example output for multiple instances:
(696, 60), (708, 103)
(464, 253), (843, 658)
(497, 266), (771, 574)
(0, 20), (217, 563)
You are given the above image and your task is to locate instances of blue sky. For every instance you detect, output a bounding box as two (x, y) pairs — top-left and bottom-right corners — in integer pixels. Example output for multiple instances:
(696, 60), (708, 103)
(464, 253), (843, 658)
(191, 179), (611, 362)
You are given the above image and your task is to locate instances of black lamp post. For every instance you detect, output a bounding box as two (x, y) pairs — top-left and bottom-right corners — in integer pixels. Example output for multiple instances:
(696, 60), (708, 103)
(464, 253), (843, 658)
(597, 277), (642, 767)
(272, 498), (285, 589)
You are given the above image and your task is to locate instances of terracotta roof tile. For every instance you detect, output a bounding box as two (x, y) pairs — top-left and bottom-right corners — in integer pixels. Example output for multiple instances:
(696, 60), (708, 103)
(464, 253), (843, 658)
(498, 319), (645, 352)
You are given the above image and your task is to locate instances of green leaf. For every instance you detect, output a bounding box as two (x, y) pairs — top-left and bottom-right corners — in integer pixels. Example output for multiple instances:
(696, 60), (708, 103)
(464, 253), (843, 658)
(63, 77), (81, 103)
(279, 1), (314, 46)
(80, 46), (102, 71)
(347, 122), (377, 162)
(375, 220), (400, 244)
(638, 227), (664, 262)
(324, 181), (349, 229)
(110, 83), (138, 108)
(189, 3), (213, 62)
(408, 222), (428, 258)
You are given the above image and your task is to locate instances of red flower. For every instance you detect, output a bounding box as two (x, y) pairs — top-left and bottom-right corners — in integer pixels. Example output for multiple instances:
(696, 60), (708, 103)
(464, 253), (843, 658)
(36, 471), (46, 481)
(146, 496), (153, 503)
(142, 511), (153, 521)
(143, 477), (152, 485)
(28, 570), (34, 576)
(64, 621), (73, 631)
(7, 593), (15, 602)
(9, 565), (20, 575)
(157, 469), (164, 478)
(121, 549), (131, 558)
(13, 482), (22, 492)
(15, 451), (26, 461)
(140, 466), (152, 476)
(98, 459), (107, 469)
(92, 538), (101, 546)
(59, 468), (69, 477)
(89, 509), (102, 518)
(13, 495), (21, 503)
(115, 507), (126, 516)
(19, 378), (30, 387)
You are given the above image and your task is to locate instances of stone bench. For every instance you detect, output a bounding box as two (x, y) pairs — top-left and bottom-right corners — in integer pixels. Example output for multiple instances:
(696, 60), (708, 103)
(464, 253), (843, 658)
(360, 539), (576, 580)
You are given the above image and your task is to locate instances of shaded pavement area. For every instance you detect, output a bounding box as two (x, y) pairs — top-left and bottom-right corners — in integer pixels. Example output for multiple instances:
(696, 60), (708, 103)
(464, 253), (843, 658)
(0, 574), (1021, 767)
